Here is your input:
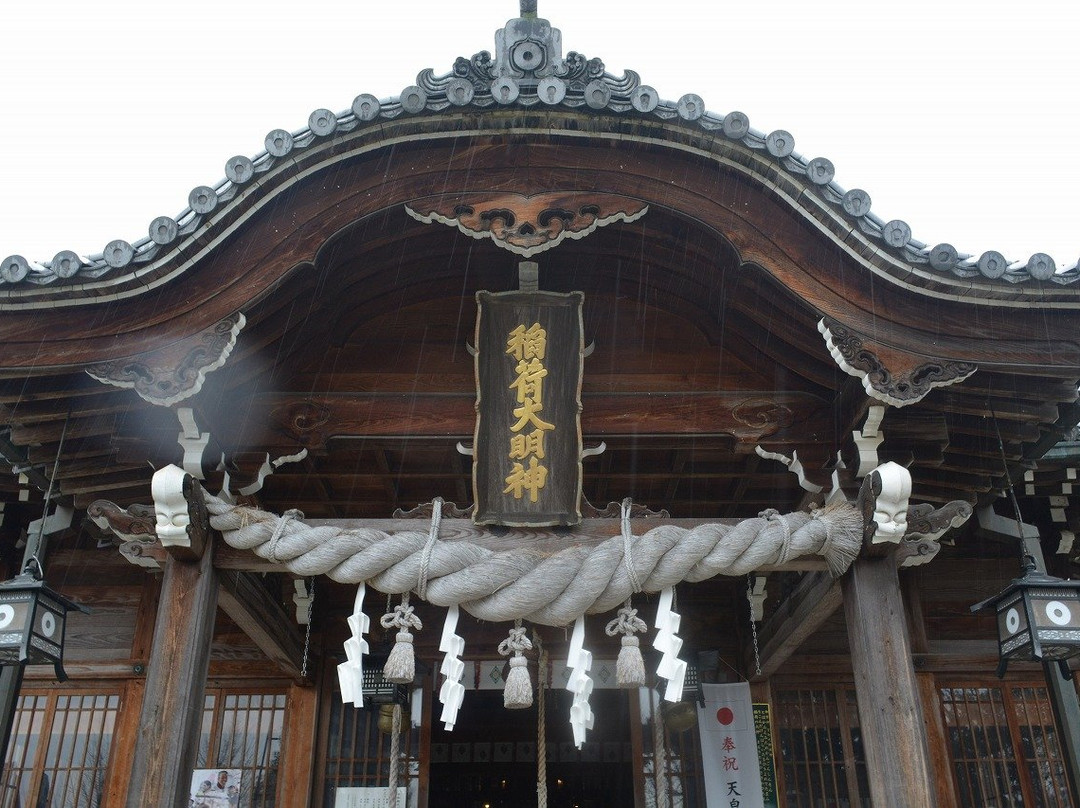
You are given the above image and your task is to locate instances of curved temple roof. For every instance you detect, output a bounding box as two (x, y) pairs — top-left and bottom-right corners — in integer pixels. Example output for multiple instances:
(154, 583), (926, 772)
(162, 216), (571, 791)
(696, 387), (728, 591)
(1, 7), (1078, 297)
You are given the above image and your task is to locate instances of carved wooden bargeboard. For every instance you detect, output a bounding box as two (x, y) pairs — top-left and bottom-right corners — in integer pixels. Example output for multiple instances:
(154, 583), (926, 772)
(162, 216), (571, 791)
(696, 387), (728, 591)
(473, 290), (584, 526)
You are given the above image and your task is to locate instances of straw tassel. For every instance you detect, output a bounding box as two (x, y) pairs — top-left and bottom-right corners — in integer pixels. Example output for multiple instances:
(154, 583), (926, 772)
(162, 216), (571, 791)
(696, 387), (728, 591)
(606, 600), (648, 688)
(617, 635), (646, 687)
(499, 620), (533, 709)
(381, 593), (422, 684)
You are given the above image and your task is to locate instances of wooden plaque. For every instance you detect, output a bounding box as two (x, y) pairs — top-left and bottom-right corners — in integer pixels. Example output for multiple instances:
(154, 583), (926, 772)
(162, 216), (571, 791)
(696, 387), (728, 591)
(472, 290), (584, 526)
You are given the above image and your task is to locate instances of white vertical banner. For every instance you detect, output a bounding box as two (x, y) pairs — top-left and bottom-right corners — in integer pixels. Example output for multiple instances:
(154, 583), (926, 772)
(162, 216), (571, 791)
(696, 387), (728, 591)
(697, 683), (764, 808)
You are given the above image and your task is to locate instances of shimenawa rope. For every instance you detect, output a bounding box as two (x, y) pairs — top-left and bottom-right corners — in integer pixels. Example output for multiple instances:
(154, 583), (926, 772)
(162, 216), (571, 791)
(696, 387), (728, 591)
(202, 490), (861, 626)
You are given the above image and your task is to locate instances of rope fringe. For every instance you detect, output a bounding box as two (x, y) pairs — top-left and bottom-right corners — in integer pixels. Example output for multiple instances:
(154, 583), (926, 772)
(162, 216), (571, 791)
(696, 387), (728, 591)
(605, 600), (648, 687)
(499, 619), (534, 709)
(381, 593), (421, 684)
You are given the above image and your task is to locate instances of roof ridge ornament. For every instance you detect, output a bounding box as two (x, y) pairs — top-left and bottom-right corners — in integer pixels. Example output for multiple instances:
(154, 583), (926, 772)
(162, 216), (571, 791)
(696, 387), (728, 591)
(417, 5), (640, 104)
(2, 7), (1077, 292)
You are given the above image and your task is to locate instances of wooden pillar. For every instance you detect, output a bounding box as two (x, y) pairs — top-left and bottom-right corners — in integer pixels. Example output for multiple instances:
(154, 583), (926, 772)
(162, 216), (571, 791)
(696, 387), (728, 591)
(104, 678), (146, 805)
(278, 680), (319, 806)
(842, 554), (936, 808)
(915, 672), (958, 807)
(628, 688), (647, 808)
(125, 544), (218, 808)
(417, 672), (433, 808)
(1044, 660), (1080, 805)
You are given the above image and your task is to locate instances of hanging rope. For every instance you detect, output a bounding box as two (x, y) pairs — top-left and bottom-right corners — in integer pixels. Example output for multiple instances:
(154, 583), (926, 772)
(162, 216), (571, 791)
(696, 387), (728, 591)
(621, 498), (644, 593)
(652, 694), (670, 808)
(536, 644), (548, 808)
(387, 702), (403, 808)
(266, 508), (303, 564)
(416, 497), (443, 600)
(608, 497), (648, 686)
(203, 491), (861, 625)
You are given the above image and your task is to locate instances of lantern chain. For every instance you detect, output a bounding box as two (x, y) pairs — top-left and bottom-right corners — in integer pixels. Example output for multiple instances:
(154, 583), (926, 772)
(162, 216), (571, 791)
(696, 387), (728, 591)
(300, 577), (315, 680)
(747, 575), (761, 677)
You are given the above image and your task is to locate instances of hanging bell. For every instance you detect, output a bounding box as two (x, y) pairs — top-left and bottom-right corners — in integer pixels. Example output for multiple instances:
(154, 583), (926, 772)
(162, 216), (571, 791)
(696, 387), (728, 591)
(661, 700), (698, 733)
(378, 703), (397, 735)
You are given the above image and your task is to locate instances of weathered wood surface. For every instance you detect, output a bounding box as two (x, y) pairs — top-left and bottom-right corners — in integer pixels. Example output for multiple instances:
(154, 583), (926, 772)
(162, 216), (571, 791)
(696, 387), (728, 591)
(217, 571), (305, 680)
(417, 673), (433, 808)
(916, 671), (960, 808)
(104, 678), (145, 807)
(278, 681), (319, 806)
(751, 572), (842, 679)
(244, 391), (833, 450)
(842, 554), (936, 807)
(125, 545), (218, 808)
(1043, 660), (1080, 806)
(628, 683), (647, 808)
(56, 585), (140, 660)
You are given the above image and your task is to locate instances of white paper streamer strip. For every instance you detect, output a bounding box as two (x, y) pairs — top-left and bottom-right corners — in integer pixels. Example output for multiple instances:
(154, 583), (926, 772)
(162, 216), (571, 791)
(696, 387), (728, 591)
(337, 583), (370, 706)
(438, 604), (466, 730)
(565, 615), (594, 748)
(652, 586), (687, 702)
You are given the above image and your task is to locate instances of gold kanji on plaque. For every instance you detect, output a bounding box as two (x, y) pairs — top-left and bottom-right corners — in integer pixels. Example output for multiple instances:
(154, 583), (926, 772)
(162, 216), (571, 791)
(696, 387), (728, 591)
(504, 456), (549, 503)
(473, 290), (583, 526)
(506, 323), (547, 361)
(505, 323), (552, 500)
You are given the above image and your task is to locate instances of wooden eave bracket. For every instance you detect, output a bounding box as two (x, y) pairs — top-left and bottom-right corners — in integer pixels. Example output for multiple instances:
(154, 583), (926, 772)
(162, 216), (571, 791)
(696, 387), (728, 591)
(87, 499), (157, 543)
(752, 474), (972, 675)
(818, 317), (976, 407)
(87, 499), (166, 569)
(151, 464), (208, 561)
(856, 461), (973, 567)
(85, 312), (245, 407)
(405, 192), (649, 257)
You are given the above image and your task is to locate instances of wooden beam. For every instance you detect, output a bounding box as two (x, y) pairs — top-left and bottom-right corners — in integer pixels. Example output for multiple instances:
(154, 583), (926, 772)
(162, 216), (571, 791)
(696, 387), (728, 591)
(125, 545), (218, 808)
(239, 391), (832, 451)
(842, 554), (936, 807)
(217, 569), (305, 680)
(750, 572), (842, 679)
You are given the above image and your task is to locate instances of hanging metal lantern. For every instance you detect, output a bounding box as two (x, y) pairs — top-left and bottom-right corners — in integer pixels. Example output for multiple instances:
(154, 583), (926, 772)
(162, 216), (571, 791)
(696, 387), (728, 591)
(0, 561), (89, 682)
(972, 558), (1080, 677)
(361, 665), (410, 706)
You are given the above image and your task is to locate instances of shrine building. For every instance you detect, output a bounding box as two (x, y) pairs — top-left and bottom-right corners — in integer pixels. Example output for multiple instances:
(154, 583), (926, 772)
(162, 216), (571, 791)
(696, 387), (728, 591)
(0, 3), (1078, 807)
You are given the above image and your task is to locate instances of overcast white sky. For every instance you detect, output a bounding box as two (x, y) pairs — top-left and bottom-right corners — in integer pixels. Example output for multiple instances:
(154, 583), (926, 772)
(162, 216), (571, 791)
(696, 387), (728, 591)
(2, 0), (1078, 268)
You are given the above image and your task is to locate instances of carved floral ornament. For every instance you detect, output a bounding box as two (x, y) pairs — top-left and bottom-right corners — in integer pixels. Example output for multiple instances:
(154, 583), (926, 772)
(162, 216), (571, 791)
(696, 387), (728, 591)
(405, 193), (648, 257)
(85, 312), (245, 406)
(818, 317), (976, 407)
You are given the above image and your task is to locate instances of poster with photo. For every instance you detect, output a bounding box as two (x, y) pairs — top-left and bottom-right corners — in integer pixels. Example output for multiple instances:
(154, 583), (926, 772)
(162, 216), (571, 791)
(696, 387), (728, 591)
(190, 768), (243, 808)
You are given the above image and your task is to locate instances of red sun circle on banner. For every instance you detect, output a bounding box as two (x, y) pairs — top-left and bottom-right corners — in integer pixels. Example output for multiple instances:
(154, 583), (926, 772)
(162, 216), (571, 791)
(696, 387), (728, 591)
(716, 707), (735, 725)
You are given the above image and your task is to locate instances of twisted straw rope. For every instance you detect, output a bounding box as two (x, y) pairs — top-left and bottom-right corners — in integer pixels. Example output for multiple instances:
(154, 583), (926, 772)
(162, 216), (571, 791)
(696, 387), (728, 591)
(204, 491), (861, 627)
